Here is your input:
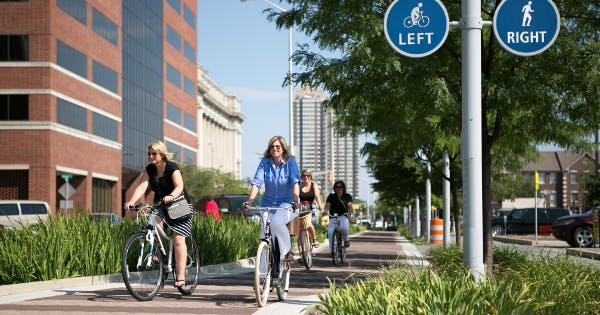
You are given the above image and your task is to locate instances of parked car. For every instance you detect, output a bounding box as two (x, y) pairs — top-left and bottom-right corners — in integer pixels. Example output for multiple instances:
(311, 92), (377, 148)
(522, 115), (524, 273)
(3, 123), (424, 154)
(491, 207), (571, 236)
(552, 209), (596, 248)
(0, 200), (50, 230)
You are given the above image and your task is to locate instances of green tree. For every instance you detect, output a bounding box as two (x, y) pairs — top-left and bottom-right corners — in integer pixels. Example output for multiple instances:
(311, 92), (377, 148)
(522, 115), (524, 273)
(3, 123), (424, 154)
(179, 164), (247, 201)
(270, 0), (600, 272)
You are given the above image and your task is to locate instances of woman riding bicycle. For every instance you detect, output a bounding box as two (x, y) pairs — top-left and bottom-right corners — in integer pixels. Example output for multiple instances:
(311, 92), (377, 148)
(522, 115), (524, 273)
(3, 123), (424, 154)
(124, 140), (193, 289)
(247, 135), (300, 263)
(299, 168), (323, 249)
(324, 180), (353, 248)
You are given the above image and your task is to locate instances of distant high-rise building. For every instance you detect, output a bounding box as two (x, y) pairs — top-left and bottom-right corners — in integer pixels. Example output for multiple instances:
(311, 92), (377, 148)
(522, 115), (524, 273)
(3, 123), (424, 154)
(293, 87), (360, 199)
(0, 0), (198, 215)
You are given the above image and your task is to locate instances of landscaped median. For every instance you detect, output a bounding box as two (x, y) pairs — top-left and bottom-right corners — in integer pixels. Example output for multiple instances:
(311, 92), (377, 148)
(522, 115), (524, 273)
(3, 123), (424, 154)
(311, 226), (600, 315)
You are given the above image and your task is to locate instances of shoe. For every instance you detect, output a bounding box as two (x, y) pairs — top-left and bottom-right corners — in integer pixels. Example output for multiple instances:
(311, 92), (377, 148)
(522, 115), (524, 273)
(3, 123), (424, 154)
(174, 279), (186, 288)
(284, 252), (294, 262)
(344, 241), (350, 248)
(312, 240), (320, 248)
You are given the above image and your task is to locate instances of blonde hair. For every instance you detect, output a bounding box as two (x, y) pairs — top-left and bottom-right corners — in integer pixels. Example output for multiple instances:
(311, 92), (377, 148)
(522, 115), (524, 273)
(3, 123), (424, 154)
(301, 168), (312, 176)
(262, 135), (291, 161)
(148, 140), (173, 160)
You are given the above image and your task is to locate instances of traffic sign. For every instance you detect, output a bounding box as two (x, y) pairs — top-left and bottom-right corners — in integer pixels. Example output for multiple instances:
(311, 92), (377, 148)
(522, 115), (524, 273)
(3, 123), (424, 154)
(384, 0), (449, 58)
(493, 0), (560, 56)
(58, 182), (74, 199)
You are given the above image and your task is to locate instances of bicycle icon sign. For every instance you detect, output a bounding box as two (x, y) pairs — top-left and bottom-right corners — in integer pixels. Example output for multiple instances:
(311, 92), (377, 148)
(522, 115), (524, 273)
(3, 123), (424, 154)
(403, 3), (430, 28)
(384, 0), (449, 58)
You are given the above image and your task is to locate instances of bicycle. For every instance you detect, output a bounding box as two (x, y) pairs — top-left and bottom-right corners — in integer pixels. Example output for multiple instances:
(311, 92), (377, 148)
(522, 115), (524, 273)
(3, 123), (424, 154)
(244, 204), (293, 307)
(121, 202), (200, 301)
(297, 205), (314, 270)
(329, 213), (348, 265)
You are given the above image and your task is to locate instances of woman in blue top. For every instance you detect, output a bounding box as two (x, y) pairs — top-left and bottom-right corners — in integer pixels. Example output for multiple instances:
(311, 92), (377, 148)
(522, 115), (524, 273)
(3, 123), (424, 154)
(247, 135), (300, 262)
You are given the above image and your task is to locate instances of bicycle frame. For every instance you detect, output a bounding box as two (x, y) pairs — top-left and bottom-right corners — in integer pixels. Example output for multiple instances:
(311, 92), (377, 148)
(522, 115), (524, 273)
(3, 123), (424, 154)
(137, 206), (176, 273)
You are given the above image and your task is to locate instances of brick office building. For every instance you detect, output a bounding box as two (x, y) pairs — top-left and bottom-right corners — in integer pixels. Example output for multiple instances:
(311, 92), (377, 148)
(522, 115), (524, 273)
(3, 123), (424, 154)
(0, 0), (197, 216)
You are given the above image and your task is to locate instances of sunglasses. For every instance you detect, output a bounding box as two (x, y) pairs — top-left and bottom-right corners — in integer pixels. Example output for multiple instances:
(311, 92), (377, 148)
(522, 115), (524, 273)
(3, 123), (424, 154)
(334, 185), (343, 189)
(147, 152), (158, 157)
(302, 174), (311, 178)
(270, 144), (282, 150)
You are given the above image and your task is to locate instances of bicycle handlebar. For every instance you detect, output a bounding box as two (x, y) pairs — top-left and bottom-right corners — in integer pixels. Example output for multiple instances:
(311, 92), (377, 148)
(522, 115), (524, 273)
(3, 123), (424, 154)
(328, 213), (349, 218)
(127, 201), (164, 212)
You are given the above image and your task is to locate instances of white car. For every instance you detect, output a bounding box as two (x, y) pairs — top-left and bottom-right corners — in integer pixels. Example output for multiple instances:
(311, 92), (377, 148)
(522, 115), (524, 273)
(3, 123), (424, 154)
(0, 200), (50, 229)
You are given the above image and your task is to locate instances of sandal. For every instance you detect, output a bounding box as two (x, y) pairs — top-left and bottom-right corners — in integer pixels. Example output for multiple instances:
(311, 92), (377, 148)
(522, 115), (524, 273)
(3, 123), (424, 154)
(174, 279), (186, 288)
(284, 252), (294, 262)
(312, 240), (320, 248)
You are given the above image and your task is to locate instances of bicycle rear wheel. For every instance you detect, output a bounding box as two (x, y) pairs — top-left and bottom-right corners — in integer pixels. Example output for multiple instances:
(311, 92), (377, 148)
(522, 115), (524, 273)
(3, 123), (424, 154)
(175, 235), (201, 295)
(121, 231), (164, 301)
(299, 229), (312, 269)
(254, 241), (271, 307)
(337, 231), (345, 264)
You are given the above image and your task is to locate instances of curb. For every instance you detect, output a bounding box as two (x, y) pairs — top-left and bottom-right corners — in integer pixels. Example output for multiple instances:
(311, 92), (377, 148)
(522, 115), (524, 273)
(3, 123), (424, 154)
(0, 257), (255, 298)
(494, 236), (600, 260)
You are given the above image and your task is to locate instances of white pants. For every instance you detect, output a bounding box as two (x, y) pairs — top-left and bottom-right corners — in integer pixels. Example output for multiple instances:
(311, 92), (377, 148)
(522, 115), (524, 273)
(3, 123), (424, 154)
(260, 203), (297, 259)
(328, 215), (350, 250)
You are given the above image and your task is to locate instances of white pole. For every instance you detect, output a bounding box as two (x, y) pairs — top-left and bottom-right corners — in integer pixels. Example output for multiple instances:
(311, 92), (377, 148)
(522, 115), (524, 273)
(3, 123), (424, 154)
(415, 195), (421, 237)
(443, 152), (451, 246)
(425, 163), (431, 243)
(288, 26), (294, 155)
(461, 0), (485, 282)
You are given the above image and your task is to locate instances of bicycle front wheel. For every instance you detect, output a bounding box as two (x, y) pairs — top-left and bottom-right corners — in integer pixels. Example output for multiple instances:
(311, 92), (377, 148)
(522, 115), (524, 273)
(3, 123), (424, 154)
(337, 231), (345, 265)
(254, 241), (272, 307)
(299, 229), (312, 269)
(175, 235), (201, 296)
(121, 231), (164, 301)
(331, 230), (340, 265)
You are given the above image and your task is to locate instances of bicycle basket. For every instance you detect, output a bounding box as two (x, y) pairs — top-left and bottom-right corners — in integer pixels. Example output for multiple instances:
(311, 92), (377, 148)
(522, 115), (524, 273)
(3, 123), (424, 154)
(298, 210), (312, 228)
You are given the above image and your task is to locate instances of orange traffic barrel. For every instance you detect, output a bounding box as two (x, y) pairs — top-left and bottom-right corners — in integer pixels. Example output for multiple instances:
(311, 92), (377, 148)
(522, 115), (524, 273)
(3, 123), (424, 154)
(430, 218), (443, 244)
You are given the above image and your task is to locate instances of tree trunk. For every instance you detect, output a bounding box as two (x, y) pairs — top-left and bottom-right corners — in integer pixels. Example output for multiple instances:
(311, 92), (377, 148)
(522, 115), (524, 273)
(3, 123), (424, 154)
(482, 139), (493, 274)
(451, 177), (462, 247)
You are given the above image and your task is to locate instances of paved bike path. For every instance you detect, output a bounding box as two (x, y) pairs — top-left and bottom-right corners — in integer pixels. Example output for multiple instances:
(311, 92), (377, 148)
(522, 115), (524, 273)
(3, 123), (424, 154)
(0, 230), (428, 314)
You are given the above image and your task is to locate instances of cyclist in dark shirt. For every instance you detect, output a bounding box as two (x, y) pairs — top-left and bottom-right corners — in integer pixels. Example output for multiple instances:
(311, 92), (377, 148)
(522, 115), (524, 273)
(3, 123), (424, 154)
(324, 180), (353, 248)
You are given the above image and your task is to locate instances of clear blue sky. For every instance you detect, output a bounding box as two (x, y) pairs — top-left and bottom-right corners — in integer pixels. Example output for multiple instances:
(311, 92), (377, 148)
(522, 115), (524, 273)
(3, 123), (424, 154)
(197, 1), (375, 201)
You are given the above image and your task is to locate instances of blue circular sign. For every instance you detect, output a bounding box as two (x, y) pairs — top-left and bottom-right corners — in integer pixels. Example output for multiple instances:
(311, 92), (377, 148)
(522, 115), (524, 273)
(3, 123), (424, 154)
(384, 0), (449, 58)
(493, 0), (560, 56)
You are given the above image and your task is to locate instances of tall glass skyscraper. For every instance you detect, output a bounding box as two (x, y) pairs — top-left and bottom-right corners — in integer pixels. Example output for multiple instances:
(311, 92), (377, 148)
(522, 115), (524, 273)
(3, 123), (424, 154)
(293, 87), (360, 198)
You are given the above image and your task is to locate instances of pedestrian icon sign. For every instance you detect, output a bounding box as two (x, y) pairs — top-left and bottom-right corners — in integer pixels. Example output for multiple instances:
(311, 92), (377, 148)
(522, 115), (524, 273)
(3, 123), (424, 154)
(384, 0), (449, 58)
(493, 0), (560, 56)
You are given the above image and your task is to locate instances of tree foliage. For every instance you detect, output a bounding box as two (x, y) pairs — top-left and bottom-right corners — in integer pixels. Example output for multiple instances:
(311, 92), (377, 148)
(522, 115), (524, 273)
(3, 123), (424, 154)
(270, 0), (600, 268)
(179, 164), (247, 201)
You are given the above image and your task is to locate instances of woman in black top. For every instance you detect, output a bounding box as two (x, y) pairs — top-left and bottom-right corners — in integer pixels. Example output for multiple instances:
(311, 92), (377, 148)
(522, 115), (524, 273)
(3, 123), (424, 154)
(299, 169), (323, 248)
(324, 180), (353, 248)
(125, 140), (193, 289)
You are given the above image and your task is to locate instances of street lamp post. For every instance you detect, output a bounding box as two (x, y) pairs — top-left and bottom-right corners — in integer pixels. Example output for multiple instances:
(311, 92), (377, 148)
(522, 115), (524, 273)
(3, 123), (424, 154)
(242, 0), (294, 155)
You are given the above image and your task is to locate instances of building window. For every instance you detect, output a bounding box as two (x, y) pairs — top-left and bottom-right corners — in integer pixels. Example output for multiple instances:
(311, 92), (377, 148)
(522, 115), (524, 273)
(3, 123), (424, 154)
(166, 64), (180, 87)
(57, 98), (86, 132)
(184, 40), (195, 63)
(92, 8), (118, 46)
(56, 0), (87, 25)
(183, 4), (195, 29)
(92, 178), (113, 213)
(0, 94), (28, 120)
(549, 192), (557, 207)
(57, 40), (87, 78)
(92, 60), (118, 93)
(167, 142), (181, 161)
(0, 35), (28, 61)
(570, 171), (578, 184)
(166, 25), (181, 50)
(166, 102), (181, 124)
(183, 76), (195, 97)
(184, 147), (196, 165)
(537, 172), (545, 184)
(167, 0), (180, 13)
(549, 172), (557, 184)
(183, 112), (195, 132)
(92, 112), (118, 141)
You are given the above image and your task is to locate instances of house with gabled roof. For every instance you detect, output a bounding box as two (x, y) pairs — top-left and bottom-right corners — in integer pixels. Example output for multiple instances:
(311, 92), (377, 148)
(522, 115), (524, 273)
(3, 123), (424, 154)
(520, 151), (598, 213)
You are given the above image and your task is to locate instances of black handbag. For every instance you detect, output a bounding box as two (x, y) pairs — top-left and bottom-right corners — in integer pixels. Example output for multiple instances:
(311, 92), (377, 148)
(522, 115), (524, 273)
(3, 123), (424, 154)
(166, 195), (193, 222)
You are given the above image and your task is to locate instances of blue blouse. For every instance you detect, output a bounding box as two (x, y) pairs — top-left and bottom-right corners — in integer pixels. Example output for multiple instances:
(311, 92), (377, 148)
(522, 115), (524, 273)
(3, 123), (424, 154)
(251, 156), (300, 206)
